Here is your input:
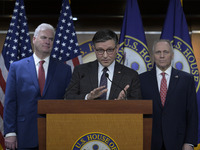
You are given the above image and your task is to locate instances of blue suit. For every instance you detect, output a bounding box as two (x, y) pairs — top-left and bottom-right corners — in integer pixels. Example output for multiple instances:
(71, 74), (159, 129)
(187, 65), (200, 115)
(139, 67), (198, 150)
(3, 56), (72, 148)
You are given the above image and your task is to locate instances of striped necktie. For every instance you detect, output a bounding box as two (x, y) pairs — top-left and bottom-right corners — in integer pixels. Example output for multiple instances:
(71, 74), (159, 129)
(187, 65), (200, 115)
(99, 67), (108, 99)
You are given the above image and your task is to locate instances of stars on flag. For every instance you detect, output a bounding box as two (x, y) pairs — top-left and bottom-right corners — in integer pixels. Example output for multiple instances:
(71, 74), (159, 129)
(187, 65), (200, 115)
(51, 0), (82, 66)
(2, 0), (32, 70)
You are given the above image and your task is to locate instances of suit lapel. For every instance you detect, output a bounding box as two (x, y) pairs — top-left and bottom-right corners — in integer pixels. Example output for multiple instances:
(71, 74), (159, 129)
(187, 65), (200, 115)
(165, 68), (179, 106)
(150, 68), (163, 108)
(27, 56), (40, 92)
(43, 57), (56, 96)
(109, 62), (123, 99)
(89, 60), (99, 89)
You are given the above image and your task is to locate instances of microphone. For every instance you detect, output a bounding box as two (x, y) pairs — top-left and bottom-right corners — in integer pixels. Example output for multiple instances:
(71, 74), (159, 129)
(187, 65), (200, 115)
(105, 73), (127, 100)
(64, 74), (85, 99)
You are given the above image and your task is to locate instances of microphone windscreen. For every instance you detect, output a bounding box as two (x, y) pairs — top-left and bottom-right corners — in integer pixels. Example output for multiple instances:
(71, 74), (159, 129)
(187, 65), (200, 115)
(105, 73), (109, 78)
(80, 74), (85, 79)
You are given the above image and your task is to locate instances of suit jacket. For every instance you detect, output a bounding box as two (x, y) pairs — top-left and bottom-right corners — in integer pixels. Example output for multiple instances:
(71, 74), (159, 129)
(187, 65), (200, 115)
(65, 60), (141, 100)
(3, 56), (72, 148)
(139, 67), (198, 150)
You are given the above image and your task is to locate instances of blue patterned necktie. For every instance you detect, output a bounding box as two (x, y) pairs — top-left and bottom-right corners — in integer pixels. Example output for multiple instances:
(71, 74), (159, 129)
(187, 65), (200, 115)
(99, 67), (108, 100)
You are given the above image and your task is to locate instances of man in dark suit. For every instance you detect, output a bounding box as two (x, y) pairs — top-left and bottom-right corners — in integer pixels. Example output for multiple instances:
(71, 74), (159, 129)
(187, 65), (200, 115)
(139, 39), (198, 150)
(3, 23), (72, 149)
(65, 29), (141, 100)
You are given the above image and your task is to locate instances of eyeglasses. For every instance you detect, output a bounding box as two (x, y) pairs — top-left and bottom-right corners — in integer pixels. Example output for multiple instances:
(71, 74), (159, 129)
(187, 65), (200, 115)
(95, 48), (116, 55)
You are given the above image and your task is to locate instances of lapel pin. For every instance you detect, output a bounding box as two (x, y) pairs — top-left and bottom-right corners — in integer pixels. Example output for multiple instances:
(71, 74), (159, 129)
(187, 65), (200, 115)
(118, 71), (121, 74)
(175, 75), (179, 78)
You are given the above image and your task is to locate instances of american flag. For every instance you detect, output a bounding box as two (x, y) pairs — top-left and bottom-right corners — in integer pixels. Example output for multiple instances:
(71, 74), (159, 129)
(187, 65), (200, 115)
(51, 0), (82, 71)
(0, 0), (32, 149)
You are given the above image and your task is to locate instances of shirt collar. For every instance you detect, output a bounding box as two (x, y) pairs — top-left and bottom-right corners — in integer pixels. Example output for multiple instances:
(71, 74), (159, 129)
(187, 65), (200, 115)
(156, 65), (172, 76)
(98, 61), (115, 72)
(33, 53), (50, 65)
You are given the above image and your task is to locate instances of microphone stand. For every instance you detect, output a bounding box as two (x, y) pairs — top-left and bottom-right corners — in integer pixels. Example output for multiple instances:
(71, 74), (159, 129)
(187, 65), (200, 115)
(105, 73), (127, 100)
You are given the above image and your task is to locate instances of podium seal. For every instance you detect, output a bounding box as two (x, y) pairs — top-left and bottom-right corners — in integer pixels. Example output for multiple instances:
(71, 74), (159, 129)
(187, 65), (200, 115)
(72, 132), (119, 150)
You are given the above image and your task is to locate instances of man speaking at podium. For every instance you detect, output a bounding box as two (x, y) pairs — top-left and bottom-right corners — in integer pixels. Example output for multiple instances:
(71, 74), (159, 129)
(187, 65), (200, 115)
(65, 29), (141, 100)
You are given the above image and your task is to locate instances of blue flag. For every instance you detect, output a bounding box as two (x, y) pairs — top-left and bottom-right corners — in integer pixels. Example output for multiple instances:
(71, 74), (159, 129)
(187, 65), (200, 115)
(117, 0), (152, 74)
(0, 0), (32, 149)
(161, 0), (200, 143)
(51, 0), (82, 71)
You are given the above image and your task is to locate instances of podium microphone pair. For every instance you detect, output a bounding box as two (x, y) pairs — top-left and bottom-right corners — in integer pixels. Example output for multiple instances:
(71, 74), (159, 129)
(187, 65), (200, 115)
(105, 73), (127, 100)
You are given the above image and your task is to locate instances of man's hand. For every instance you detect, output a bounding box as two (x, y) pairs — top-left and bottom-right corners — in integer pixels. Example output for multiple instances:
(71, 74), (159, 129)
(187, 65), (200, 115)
(5, 136), (17, 150)
(116, 85), (130, 100)
(87, 86), (108, 100)
(182, 143), (194, 150)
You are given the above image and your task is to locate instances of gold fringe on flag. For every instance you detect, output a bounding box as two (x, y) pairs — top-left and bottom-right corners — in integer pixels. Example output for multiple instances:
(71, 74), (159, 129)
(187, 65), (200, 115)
(194, 144), (200, 150)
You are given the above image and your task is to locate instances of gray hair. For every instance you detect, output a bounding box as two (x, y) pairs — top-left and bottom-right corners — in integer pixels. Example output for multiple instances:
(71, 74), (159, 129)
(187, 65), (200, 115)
(33, 23), (55, 37)
(152, 39), (174, 53)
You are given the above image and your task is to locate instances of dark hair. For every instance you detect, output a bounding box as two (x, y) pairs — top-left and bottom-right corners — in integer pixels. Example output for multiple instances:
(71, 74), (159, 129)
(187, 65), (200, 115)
(92, 29), (118, 46)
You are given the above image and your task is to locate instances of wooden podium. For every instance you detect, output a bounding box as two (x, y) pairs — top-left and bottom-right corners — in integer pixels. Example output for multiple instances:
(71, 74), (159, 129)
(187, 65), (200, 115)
(38, 100), (152, 150)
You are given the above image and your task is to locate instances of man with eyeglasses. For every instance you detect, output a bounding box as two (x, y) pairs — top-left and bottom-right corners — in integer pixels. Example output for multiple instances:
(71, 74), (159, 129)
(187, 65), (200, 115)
(64, 29), (142, 100)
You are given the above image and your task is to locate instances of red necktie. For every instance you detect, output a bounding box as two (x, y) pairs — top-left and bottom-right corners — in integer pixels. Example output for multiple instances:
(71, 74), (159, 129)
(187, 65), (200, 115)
(160, 72), (167, 107)
(38, 60), (45, 96)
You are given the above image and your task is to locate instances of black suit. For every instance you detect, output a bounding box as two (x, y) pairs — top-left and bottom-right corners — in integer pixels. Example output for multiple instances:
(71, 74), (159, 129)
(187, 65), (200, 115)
(65, 60), (142, 100)
(139, 67), (198, 150)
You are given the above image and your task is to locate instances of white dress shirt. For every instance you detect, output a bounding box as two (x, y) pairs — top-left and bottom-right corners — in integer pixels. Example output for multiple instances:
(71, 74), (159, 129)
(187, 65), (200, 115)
(33, 53), (50, 79)
(98, 61), (115, 100)
(156, 66), (172, 92)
